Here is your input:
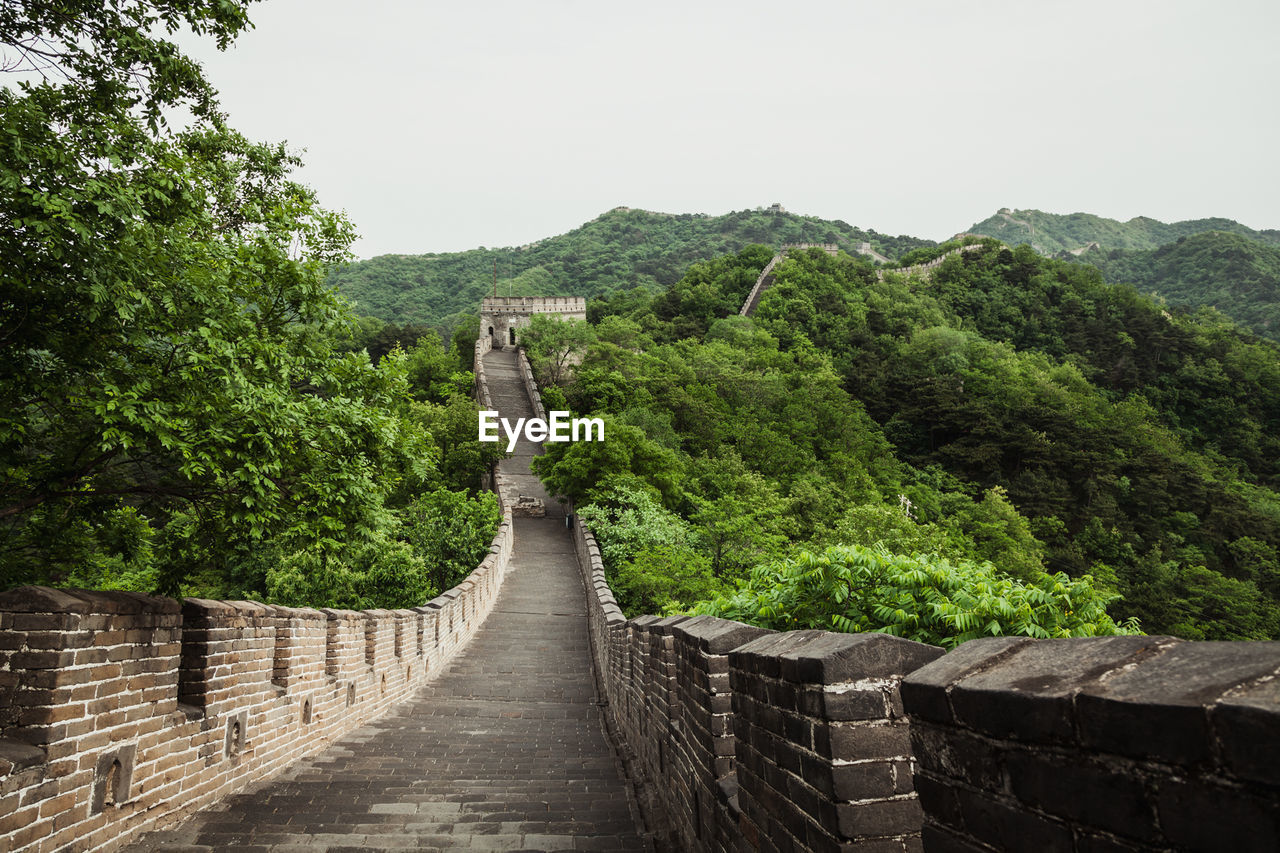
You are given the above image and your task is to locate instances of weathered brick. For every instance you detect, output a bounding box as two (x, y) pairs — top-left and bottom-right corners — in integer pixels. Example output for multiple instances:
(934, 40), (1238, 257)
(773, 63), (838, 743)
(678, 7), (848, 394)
(1004, 752), (1155, 841)
(827, 721), (912, 762)
(955, 787), (1072, 852)
(836, 797), (922, 839)
(1156, 777), (1280, 852)
(1215, 676), (1280, 786)
(831, 761), (897, 802)
(821, 687), (891, 721)
(1077, 641), (1280, 766)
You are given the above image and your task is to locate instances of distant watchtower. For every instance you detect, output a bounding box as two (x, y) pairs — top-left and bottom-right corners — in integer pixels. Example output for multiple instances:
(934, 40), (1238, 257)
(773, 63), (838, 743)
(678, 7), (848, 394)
(480, 296), (587, 349)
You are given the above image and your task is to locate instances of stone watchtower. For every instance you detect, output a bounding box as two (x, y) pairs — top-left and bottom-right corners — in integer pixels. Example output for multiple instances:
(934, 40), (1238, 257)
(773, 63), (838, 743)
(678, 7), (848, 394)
(480, 296), (587, 349)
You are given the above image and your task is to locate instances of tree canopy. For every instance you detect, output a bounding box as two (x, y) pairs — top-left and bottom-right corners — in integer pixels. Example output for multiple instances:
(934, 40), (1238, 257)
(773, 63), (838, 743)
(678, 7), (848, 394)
(532, 241), (1280, 642)
(1, 0), (501, 607)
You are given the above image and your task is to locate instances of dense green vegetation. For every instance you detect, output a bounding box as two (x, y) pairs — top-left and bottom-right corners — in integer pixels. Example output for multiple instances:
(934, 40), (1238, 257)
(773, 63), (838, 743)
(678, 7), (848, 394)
(530, 242), (1280, 642)
(1079, 232), (1280, 342)
(326, 207), (934, 332)
(8, 2), (1278, 643)
(967, 210), (1280, 342)
(967, 208), (1280, 255)
(691, 547), (1137, 649)
(1, 0), (502, 609)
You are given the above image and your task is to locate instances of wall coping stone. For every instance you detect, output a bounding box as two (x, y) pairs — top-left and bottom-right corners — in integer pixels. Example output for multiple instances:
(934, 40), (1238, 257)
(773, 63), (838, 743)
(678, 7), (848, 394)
(729, 629), (831, 678)
(1080, 639), (1280, 706)
(898, 636), (1034, 724)
(182, 597), (269, 617)
(268, 605), (325, 619)
(319, 608), (363, 621)
(649, 615), (691, 635)
(731, 629), (943, 683)
(670, 614), (774, 655)
(1217, 677), (1280, 786)
(947, 635), (1178, 742)
(0, 586), (181, 614)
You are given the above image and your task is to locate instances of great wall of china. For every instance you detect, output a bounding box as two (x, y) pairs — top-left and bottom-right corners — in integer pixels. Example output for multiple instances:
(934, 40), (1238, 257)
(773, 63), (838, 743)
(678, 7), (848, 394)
(2, 288), (1278, 852)
(741, 242), (989, 318)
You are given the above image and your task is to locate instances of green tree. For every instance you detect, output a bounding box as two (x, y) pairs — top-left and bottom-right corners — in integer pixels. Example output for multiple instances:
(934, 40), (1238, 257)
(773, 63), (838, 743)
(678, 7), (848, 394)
(519, 314), (597, 386)
(0, 0), (454, 604)
(692, 545), (1140, 649)
(400, 488), (502, 596)
(531, 416), (683, 508)
(576, 485), (722, 615)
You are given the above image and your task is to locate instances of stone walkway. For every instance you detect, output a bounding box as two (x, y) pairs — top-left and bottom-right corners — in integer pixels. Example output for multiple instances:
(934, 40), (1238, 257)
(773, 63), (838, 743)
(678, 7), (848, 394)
(132, 348), (646, 852)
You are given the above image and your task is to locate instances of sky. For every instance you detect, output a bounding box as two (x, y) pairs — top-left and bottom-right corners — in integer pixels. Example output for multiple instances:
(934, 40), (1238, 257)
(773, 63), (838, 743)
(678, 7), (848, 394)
(178, 0), (1280, 260)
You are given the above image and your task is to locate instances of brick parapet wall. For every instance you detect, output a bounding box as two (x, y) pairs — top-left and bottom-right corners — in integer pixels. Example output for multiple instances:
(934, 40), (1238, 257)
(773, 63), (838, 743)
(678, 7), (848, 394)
(571, 515), (945, 852)
(878, 243), (986, 283)
(900, 635), (1280, 852)
(0, 338), (519, 853)
(730, 632), (945, 853)
(571, 502), (1280, 851)
(474, 335), (494, 408)
(516, 349), (547, 421)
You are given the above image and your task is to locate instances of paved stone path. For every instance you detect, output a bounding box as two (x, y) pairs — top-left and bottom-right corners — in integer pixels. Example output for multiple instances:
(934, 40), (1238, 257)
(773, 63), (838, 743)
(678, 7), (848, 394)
(133, 348), (646, 852)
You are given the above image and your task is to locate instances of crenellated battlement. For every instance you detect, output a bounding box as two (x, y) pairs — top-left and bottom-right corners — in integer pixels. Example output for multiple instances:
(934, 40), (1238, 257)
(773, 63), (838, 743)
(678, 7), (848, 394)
(480, 296), (587, 312)
(480, 296), (587, 349)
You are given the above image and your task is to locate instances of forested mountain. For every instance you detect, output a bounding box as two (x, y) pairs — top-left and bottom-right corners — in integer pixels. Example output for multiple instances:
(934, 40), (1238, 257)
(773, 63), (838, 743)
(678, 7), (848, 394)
(326, 207), (933, 331)
(528, 240), (1280, 643)
(966, 208), (1280, 255)
(1080, 232), (1280, 341)
(965, 210), (1280, 343)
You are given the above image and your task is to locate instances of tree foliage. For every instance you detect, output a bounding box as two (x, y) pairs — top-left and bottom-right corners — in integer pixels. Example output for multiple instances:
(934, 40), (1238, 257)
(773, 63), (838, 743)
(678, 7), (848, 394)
(537, 236), (1280, 640)
(966, 208), (1280, 256)
(0, 0), (502, 608)
(1084, 232), (1280, 342)
(692, 546), (1139, 649)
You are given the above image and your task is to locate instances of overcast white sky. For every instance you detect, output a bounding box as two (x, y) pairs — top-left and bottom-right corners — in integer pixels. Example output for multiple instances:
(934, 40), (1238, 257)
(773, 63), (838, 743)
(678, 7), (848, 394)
(180, 0), (1279, 259)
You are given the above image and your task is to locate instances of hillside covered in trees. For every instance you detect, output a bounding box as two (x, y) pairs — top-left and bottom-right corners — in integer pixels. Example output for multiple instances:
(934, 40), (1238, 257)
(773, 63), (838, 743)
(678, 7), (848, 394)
(966, 208), (1280, 255)
(326, 207), (933, 332)
(1081, 231), (1280, 341)
(966, 209), (1280, 341)
(526, 241), (1280, 643)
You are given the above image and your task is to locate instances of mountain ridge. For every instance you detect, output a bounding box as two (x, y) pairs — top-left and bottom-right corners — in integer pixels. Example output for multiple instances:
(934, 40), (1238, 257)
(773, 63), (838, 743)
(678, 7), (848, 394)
(966, 207), (1280, 255)
(326, 206), (934, 329)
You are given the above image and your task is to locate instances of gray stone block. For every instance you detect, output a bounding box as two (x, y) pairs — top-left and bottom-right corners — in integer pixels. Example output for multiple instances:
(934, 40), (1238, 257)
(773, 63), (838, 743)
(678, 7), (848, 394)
(1076, 640), (1280, 765)
(1215, 676), (1280, 786)
(899, 636), (1034, 724)
(672, 614), (774, 655)
(777, 632), (945, 685)
(949, 636), (1169, 743)
(731, 631), (830, 680)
